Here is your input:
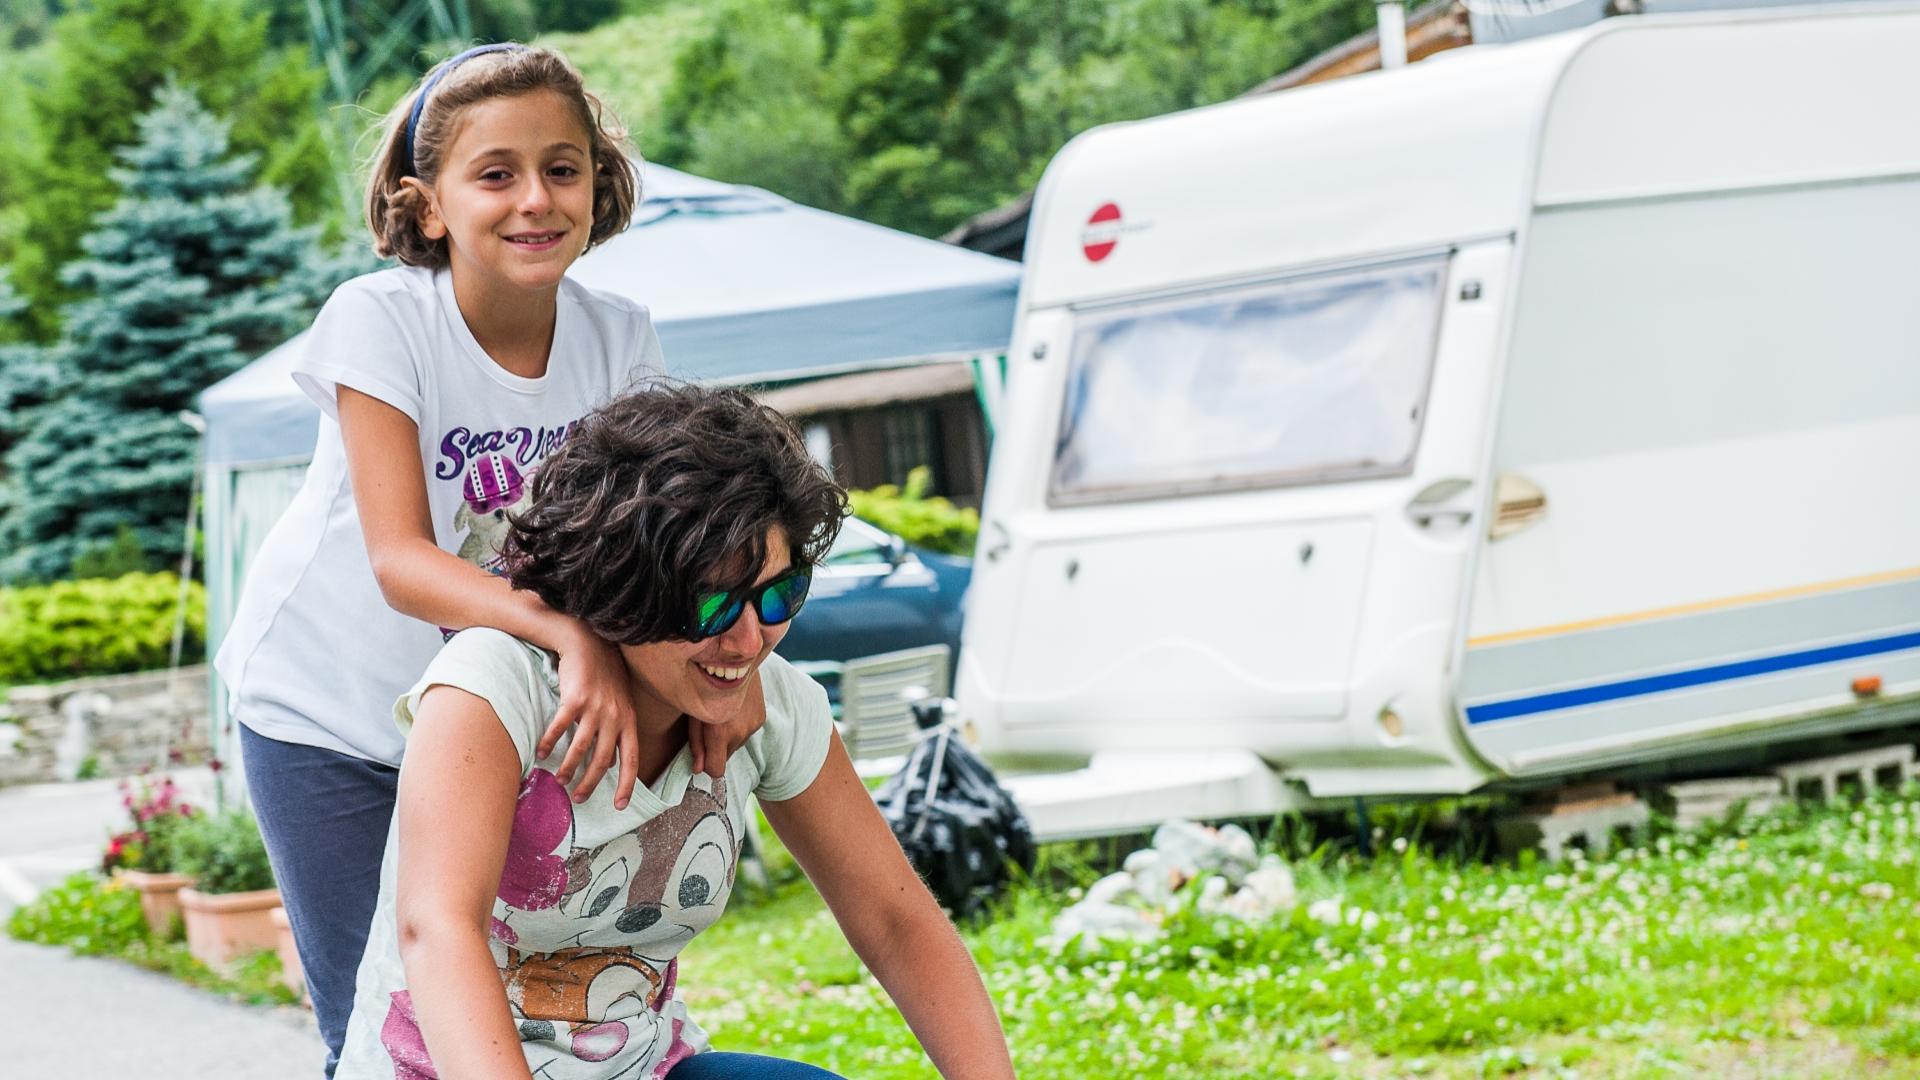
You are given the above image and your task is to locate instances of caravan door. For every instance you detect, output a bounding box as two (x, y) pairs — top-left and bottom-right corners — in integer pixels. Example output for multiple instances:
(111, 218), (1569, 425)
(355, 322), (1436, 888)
(963, 243), (1508, 794)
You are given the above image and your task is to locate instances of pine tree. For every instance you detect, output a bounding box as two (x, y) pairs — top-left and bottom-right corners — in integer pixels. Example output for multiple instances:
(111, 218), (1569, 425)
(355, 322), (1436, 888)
(0, 83), (328, 583)
(0, 271), (55, 458)
(6, 0), (332, 339)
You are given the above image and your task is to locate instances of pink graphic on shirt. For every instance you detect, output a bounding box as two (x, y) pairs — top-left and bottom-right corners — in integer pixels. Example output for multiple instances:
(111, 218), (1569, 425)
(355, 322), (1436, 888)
(498, 769), (573, 911)
(490, 916), (519, 945)
(649, 1016), (696, 1079)
(381, 989), (438, 1080)
(571, 1021), (630, 1062)
(462, 452), (526, 514)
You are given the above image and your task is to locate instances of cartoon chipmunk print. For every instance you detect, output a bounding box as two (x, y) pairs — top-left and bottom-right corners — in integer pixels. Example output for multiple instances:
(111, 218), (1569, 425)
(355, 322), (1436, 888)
(502, 775), (739, 1024)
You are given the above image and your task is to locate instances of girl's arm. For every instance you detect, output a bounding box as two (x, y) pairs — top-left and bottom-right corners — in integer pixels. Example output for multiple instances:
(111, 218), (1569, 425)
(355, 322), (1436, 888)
(762, 733), (1016, 1080)
(393, 684), (535, 1080)
(338, 387), (759, 803)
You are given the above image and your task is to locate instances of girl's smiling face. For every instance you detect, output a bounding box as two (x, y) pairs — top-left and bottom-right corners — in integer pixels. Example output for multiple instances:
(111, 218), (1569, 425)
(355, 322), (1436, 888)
(413, 89), (595, 294)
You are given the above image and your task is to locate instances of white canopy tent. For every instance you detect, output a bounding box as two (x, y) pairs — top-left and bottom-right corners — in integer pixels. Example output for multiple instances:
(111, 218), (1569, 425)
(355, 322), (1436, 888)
(197, 164), (1019, 763)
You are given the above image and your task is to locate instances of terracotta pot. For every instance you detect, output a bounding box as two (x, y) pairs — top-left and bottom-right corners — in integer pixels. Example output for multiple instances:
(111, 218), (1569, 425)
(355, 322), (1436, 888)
(178, 886), (282, 971)
(269, 905), (308, 1001)
(116, 869), (195, 939)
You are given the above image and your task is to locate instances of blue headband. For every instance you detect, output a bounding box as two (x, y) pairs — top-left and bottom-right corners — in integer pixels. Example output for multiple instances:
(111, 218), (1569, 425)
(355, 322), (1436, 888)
(404, 43), (527, 177)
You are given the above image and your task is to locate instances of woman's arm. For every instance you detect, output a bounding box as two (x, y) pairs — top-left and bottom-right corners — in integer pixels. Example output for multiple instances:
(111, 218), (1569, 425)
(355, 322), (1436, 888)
(393, 684), (534, 1080)
(338, 387), (761, 802)
(763, 733), (1016, 1080)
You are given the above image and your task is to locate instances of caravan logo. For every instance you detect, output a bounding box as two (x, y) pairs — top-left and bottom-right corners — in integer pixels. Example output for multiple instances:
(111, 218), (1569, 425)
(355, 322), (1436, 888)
(1081, 203), (1124, 262)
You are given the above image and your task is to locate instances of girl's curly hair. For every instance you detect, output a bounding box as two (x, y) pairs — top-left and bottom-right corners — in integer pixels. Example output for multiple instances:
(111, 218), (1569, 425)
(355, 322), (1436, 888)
(503, 382), (848, 645)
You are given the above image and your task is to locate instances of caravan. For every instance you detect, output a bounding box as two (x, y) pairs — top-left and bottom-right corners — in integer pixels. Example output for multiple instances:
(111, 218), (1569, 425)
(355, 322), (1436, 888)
(959, 4), (1920, 826)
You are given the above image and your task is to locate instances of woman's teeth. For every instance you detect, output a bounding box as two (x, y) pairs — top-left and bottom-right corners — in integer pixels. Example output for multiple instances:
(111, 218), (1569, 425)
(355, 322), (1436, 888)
(509, 232), (560, 244)
(700, 663), (749, 681)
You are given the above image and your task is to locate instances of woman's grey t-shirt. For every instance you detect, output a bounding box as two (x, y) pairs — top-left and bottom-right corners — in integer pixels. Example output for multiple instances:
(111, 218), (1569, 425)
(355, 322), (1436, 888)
(334, 629), (833, 1080)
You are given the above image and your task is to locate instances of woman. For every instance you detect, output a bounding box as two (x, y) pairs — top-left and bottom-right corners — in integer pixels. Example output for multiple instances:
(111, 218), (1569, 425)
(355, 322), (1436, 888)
(334, 382), (1017, 1080)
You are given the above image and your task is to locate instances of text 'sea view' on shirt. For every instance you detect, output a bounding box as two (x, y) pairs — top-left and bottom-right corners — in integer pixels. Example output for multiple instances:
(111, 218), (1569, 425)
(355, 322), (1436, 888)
(215, 266), (665, 765)
(335, 630), (834, 1079)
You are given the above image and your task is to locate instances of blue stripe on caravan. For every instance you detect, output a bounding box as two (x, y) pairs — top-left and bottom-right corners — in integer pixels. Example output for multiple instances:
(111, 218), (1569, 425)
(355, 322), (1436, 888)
(1465, 630), (1920, 725)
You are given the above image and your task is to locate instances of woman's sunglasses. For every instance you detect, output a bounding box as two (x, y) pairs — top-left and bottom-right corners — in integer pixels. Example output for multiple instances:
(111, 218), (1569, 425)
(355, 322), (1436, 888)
(687, 567), (812, 641)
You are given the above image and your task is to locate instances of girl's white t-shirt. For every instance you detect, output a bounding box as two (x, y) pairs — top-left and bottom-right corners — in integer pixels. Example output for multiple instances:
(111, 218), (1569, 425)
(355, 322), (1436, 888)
(334, 629), (833, 1080)
(215, 265), (665, 765)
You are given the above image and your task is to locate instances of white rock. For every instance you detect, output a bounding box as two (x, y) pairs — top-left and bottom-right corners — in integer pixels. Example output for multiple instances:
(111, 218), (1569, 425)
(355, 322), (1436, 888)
(1083, 871), (1137, 908)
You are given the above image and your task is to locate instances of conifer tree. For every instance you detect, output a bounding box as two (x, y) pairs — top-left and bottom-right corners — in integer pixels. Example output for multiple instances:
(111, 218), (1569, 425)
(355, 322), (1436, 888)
(0, 83), (327, 582)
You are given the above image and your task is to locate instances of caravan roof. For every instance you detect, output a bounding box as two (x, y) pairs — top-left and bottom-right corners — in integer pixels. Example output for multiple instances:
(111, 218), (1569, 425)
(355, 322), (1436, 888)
(1024, 2), (1920, 308)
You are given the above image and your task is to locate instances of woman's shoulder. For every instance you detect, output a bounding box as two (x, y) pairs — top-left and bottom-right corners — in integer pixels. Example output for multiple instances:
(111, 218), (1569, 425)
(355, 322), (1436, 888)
(741, 654), (836, 801)
(758, 653), (831, 726)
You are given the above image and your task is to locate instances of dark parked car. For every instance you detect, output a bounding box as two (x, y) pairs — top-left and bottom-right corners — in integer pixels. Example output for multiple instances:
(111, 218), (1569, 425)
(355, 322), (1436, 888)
(775, 516), (971, 709)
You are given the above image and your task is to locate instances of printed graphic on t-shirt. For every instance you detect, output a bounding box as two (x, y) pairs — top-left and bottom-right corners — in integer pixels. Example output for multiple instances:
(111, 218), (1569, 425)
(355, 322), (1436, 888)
(441, 422), (582, 575)
(378, 768), (738, 1079)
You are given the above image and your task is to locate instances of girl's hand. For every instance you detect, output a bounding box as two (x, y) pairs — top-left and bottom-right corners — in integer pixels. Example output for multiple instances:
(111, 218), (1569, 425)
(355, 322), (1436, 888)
(539, 630), (640, 810)
(689, 669), (768, 779)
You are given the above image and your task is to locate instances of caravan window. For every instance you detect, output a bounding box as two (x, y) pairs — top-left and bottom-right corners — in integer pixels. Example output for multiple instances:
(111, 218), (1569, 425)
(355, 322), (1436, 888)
(1050, 258), (1446, 504)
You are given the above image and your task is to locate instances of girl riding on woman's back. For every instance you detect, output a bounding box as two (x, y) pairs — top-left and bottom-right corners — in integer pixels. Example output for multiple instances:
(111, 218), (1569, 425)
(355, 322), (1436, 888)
(333, 383), (1016, 1080)
(217, 45), (760, 1076)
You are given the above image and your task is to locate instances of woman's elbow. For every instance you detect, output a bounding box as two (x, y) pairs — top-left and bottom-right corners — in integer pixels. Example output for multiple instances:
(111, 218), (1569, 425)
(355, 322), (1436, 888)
(397, 907), (490, 960)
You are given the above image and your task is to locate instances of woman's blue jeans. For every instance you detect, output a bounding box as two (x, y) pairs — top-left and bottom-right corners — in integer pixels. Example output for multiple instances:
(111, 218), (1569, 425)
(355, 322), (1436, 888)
(668, 1052), (846, 1078)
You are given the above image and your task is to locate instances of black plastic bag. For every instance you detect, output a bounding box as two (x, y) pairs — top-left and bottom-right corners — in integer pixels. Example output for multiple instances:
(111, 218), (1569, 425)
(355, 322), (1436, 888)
(874, 724), (1037, 918)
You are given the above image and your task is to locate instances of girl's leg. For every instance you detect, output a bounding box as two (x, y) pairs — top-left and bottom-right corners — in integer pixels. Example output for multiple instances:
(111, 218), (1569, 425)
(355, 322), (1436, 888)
(240, 724), (399, 1079)
(667, 1052), (848, 1079)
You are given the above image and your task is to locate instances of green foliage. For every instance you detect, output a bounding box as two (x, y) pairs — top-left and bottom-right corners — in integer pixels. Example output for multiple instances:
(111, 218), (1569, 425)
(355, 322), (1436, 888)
(540, 2), (719, 151)
(649, 0), (850, 211)
(69, 525), (158, 581)
(0, 572), (207, 687)
(6, 871), (297, 1006)
(644, 0), (1378, 238)
(6, 0), (333, 338)
(174, 807), (276, 895)
(847, 465), (979, 555)
(0, 84), (332, 582)
(6, 872), (150, 956)
(682, 788), (1920, 1078)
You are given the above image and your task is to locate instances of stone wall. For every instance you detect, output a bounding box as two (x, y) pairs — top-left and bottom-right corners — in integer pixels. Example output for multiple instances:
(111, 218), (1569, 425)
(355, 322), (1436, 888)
(0, 665), (211, 786)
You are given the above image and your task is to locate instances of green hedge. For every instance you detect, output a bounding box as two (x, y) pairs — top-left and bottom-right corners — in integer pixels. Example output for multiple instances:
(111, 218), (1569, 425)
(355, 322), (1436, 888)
(0, 572), (206, 687)
(848, 466), (979, 557)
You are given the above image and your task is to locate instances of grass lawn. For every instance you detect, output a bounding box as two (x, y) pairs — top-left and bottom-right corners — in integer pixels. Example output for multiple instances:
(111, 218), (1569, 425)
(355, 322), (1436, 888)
(682, 788), (1920, 1079)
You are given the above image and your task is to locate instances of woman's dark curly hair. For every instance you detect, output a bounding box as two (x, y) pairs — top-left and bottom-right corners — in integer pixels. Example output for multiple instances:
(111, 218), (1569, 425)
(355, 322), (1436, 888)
(503, 382), (848, 644)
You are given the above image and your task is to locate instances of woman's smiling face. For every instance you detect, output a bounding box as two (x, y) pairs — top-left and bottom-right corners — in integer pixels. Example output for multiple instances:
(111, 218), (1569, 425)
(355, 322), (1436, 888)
(415, 88), (595, 293)
(620, 527), (795, 727)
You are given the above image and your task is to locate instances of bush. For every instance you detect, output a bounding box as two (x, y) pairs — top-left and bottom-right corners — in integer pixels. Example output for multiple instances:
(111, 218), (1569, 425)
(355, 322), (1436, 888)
(6, 872), (149, 956)
(0, 571), (205, 687)
(174, 808), (275, 895)
(6, 871), (298, 1006)
(847, 466), (979, 556)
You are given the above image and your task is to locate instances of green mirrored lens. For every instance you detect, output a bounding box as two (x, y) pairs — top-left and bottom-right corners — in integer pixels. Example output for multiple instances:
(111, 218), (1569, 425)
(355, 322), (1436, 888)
(760, 571), (810, 625)
(694, 591), (742, 638)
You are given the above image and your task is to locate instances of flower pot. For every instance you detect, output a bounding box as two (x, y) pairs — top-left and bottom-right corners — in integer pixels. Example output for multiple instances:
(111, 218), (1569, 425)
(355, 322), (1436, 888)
(116, 869), (196, 939)
(178, 886), (282, 971)
(269, 905), (308, 1001)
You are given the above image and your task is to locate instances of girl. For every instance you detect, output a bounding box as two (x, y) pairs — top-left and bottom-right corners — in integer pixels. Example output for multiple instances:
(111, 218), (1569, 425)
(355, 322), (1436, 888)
(215, 45), (761, 1076)
(335, 383), (1016, 1080)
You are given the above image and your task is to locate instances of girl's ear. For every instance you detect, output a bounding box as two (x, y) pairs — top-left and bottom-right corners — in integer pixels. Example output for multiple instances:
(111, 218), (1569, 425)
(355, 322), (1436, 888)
(401, 176), (447, 241)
